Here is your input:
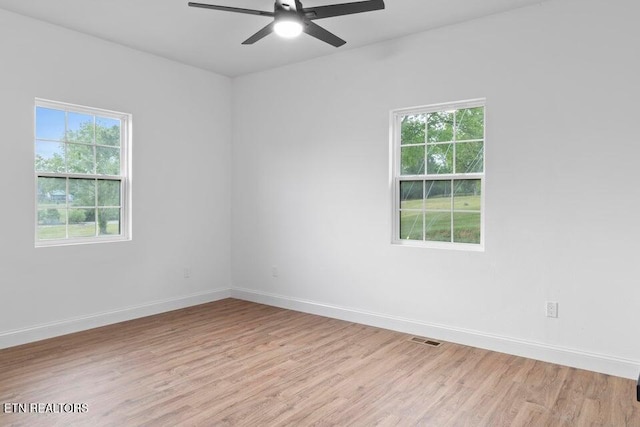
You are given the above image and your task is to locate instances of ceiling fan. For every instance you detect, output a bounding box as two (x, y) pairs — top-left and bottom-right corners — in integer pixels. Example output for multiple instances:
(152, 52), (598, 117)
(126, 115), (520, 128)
(188, 0), (385, 47)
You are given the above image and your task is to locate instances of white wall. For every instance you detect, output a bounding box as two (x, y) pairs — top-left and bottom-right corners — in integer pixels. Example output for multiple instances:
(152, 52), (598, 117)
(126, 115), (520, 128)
(0, 9), (232, 345)
(232, 0), (640, 378)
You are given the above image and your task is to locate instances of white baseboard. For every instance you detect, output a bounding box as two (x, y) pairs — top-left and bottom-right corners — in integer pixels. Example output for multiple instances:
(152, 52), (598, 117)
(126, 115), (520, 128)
(231, 287), (640, 380)
(0, 288), (232, 350)
(3, 286), (637, 380)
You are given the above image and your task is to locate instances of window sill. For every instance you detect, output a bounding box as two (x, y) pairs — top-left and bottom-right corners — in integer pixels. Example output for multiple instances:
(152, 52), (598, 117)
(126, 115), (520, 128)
(35, 236), (131, 248)
(391, 239), (485, 252)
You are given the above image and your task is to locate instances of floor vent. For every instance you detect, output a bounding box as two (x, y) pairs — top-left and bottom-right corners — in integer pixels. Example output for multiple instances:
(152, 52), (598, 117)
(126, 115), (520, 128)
(409, 336), (442, 347)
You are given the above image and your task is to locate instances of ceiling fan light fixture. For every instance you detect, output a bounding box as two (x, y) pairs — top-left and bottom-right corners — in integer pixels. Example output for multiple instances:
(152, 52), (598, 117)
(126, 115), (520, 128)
(188, 0), (385, 47)
(274, 19), (303, 38)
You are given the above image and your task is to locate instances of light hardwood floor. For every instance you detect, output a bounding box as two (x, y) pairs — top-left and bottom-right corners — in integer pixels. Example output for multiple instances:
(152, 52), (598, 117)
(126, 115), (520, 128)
(1, 298), (638, 426)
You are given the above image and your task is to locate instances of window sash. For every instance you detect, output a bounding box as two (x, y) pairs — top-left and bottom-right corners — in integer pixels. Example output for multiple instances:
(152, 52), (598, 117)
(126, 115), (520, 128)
(395, 177), (483, 244)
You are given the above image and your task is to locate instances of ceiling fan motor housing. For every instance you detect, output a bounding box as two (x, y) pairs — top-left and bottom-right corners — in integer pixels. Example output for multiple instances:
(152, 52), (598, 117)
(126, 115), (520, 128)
(275, 2), (301, 22)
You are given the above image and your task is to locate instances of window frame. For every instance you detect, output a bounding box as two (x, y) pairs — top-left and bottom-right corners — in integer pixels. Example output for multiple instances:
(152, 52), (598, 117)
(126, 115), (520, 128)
(34, 98), (132, 247)
(390, 99), (485, 251)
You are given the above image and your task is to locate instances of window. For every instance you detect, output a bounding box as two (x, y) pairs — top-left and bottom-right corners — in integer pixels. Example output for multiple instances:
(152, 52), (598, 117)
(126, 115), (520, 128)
(391, 99), (484, 249)
(34, 99), (131, 246)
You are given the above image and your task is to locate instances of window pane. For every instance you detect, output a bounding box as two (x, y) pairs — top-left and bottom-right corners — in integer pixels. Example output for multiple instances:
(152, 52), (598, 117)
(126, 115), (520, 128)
(426, 212), (451, 242)
(67, 143), (95, 174)
(98, 208), (120, 236)
(425, 180), (451, 210)
(427, 144), (453, 174)
(69, 178), (95, 207)
(35, 141), (65, 173)
(35, 107), (65, 141)
(400, 210), (423, 241)
(427, 111), (454, 143)
(69, 209), (96, 237)
(96, 146), (120, 175)
(401, 114), (425, 145)
(67, 113), (94, 143)
(401, 146), (425, 175)
(37, 209), (66, 240)
(400, 180), (423, 209)
(456, 142), (484, 174)
(37, 177), (67, 208)
(455, 107), (484, 141)
(97, 180), (120, 207)
(96, 117), (121, 147)
(453, 180), (481, 210)
(453, 212), (481, 244)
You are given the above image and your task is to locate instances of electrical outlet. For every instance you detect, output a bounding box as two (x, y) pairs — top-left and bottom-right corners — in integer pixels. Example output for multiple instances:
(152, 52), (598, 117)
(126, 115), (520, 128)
(271, 266), (278, 278)
(546, 301), (558, 318)
(183, 267), (191, 279)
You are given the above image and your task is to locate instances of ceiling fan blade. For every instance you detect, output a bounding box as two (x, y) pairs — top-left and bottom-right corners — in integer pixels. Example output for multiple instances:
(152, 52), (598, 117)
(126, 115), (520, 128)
(303, 21), (346, 47)
(188, 2), (274, 17)
(242, 22), (275, 45)
(303, 0), (384, 20)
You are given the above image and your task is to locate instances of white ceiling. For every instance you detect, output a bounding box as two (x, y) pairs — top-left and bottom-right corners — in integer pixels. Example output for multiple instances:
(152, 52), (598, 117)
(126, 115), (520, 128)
(0, 0), (546, 77)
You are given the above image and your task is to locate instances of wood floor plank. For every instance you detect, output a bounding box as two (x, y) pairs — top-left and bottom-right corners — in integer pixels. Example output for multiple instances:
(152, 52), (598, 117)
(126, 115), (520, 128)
(1, 298), (638, 426)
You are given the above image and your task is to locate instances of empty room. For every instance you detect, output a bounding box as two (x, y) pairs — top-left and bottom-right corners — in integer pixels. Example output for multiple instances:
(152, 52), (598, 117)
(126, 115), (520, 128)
(0, 0), (639, 425)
